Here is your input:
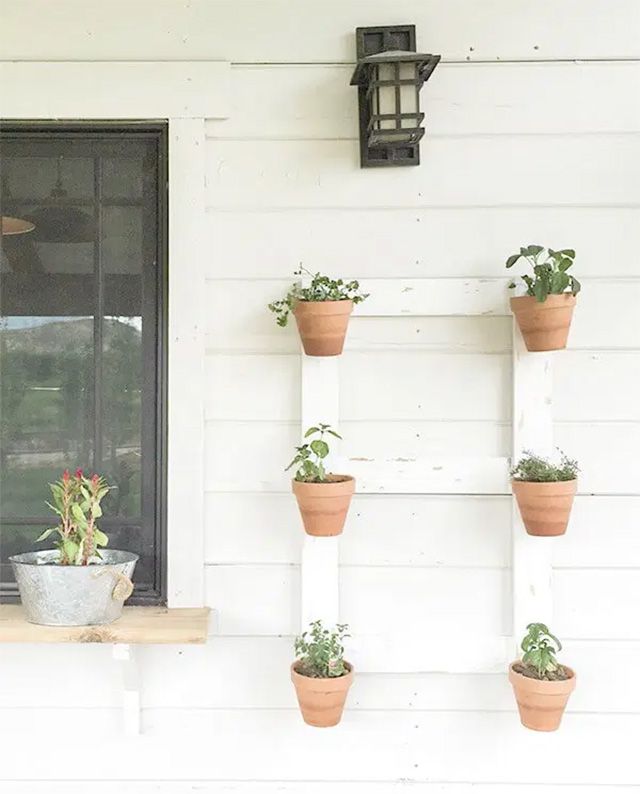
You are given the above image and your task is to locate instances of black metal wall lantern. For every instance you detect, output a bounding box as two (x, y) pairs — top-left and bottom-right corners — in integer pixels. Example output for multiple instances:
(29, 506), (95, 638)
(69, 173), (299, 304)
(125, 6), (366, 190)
(350, 25), (440, 168)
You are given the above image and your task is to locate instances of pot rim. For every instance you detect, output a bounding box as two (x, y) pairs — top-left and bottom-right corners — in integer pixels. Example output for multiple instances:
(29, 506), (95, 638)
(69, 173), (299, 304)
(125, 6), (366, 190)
(510, 293), (577, 308)
(511, 478), (577, 487)
(9, 549), (139, 567)
(291, 661), (354, 685)
(509, 660), (576, 691)
(292, 475), (355, 495)
(293, 299), (354, 315)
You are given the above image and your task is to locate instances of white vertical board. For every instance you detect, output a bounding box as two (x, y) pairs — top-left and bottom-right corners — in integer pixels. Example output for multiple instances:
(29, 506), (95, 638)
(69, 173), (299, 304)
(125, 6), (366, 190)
(167, 118), (207, 607)
(511, 323), (554, 647)
(300, 356), (340, 630)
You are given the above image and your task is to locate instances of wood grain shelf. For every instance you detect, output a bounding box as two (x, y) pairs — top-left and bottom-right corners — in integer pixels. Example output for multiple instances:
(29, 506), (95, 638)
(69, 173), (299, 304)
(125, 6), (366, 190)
(0, 605), (210, 644)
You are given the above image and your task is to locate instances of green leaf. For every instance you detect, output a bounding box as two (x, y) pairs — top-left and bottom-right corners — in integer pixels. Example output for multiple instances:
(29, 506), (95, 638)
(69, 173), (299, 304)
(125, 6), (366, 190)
(326, 429), (342, 440)
(304, 427), (319, 438)
(92, 503), (103, 519)
(93, 529), (109, 547)
(559, 249), (575, 258)
(36, 528), (58, 543)
(505, 254), (520, 268)
(310, 439), (329, 459)
(533, 279), (547, 302)
(62, 539), (79, 564)
(558, 257), (573, 272)
(71, 503), (88, 525)
(570, 276), (582, 296)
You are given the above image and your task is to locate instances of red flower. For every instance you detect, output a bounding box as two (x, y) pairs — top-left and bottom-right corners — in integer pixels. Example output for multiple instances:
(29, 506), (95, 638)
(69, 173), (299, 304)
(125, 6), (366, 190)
(91, 473), (99, 486)
(62, 469), (70, 482)
(75, 468), (84, 479)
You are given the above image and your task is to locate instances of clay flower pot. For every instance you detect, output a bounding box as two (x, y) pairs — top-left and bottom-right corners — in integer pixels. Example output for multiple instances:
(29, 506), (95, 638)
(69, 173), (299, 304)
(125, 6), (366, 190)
(293, 300), (354, 356)
(510, 294), (577, 352)
(292, 476), (355, 537)
(291, 662), (353, 727)
(512, 479), (577, 537)
(509, 661), (576, 731)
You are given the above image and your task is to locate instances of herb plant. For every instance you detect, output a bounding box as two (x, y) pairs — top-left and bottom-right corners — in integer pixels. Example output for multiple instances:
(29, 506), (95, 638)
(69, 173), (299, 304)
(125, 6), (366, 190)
(37, 469), (111, 565)
(286, 424), (341, 483)
(520, 622), (563, 680)
(268, 268), (369, 327)
(506, 245), (581, 302)
(294, 620), (350, 678)
(511, 450), (578, 483)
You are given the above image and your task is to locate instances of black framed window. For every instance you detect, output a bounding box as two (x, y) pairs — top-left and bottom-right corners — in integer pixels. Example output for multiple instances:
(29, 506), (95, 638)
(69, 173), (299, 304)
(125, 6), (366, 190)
(0, 122), (167, 604)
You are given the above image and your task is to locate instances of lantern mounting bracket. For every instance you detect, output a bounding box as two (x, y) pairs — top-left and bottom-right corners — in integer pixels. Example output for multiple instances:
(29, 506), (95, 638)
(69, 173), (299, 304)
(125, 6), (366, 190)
(351, 25), (440, 168)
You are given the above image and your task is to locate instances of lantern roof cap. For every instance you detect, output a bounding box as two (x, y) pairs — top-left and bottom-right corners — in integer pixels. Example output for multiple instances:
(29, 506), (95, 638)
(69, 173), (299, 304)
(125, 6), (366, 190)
(350, 51), (440, 86)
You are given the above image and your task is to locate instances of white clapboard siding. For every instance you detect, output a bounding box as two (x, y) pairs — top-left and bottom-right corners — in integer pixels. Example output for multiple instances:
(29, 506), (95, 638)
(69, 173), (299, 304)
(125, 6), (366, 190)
(205, 493), (510, 567)
(555, 569), (640, 639)
(555, 352), (640, 420)
(3, 0), (640, 62)
(554, 496), (640, 568)
(205, 354), (301, 420)
(207, 207), (640, 279)
(206, 136), (640, 209)
(210, 62), (640, 140)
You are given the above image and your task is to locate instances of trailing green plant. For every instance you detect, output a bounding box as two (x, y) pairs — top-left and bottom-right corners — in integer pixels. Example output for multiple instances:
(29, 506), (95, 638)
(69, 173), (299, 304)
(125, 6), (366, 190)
(286, 424), (341, 483)
(268, 267), (369, 327)
(520, 622), (563, 680)
(511, 450), (578, 483)
(294, 620), (350, 678)
(506, 245), (581, 302)
(37, 469), (111, 565)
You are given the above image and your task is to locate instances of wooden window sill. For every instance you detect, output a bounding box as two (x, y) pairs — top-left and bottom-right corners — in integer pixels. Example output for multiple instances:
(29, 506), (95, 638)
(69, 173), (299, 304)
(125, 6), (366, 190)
(0, 605), (210, 644)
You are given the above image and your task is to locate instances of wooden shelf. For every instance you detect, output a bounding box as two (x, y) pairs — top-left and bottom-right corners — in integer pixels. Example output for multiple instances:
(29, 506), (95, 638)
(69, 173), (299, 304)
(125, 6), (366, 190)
(0, 605), (210, 644)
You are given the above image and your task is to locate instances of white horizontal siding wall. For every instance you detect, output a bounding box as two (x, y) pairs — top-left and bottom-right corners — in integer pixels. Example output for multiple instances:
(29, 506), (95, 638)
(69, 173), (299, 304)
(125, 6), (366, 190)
(1, 0), (640, 791)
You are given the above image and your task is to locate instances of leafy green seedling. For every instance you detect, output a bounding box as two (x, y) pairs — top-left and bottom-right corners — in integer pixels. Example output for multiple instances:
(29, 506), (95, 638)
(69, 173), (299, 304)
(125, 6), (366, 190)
(268, 267), (369, 327)
(506, 245), (580, 302)
(286, 424), (342, 483)
(520, 622), (562, 679)
(511, 450), (578, 483)
(294, 620), (350, 678)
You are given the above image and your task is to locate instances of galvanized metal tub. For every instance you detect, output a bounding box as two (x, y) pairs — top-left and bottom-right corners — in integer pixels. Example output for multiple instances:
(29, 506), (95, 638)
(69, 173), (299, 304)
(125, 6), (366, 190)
(10, 549), (138, 626)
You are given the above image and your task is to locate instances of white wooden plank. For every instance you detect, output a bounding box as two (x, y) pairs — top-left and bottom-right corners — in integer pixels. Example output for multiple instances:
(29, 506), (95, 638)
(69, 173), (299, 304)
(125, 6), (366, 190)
(4, 786), (635, 794)
(3, 0), (639, 61)
(511, 322), (555, 645)
(555, 569), (640, 639)
(207, 207), (640, 279)
(167, 118), (207, 607)
(341, 352), (510, 421)
(555, 496), (640, 567)
(206, 136), (640, 209)
(341, 567), (508, 641)
(209, 62), (640, 139)
(300, 338), (341, 630)
(205, 354), (300, 420)
(0, 61), (230, 119)
(206, 564), (300, 636)
(556, 352), (640, 421)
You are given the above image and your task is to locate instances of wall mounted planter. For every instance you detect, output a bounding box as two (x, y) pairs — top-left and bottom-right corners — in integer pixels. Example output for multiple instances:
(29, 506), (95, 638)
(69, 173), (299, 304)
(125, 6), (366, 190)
(292, 476), (355, 536)
(291, 662), (354, 727)
(510, 294), (577, 352)
(512, 479), (577, 537)
(509, 661), (576, 731)
(293, 300), (354, 356)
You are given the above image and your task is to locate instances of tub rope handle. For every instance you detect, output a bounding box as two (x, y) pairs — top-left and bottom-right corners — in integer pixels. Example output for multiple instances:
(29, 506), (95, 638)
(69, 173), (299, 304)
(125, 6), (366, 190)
(111, 572), (134, 602)
(92, 569), (135, 602)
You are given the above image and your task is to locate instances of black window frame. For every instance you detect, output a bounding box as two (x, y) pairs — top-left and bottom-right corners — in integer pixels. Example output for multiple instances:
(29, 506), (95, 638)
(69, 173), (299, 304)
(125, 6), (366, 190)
(0, 120), (168, 606)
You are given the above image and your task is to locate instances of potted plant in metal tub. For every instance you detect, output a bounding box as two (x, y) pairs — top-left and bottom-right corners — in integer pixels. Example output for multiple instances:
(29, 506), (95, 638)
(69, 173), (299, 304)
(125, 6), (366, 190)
(507, 244), (581, 351)
(291, 620), (353, 727)
(509, 622), (576, 731)
(10, 469), (138, 626)
(268, 268), (369, 356)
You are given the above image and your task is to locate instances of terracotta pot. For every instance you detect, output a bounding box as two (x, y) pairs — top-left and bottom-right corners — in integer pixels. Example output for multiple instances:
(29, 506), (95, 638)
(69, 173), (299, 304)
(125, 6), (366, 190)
(512, 479), (577, 537)
(293, 300), (353, 356)
(509, 661), (576, 731)
(291, 662), (353, 727)
(292, 477), (355, 537)
(510, 294), (577, 352)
